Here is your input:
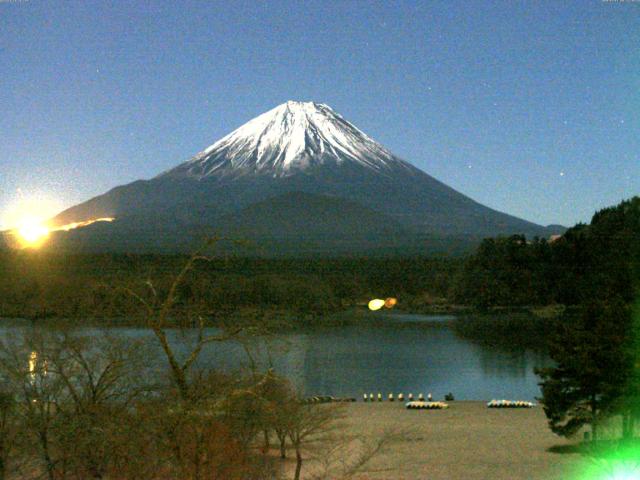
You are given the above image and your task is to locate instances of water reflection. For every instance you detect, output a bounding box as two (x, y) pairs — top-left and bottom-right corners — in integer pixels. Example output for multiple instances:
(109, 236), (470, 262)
(478, 348), (551, 379)
(28, 350), (48, 381)
(28, 351), (37, 377)
(4, 317), (551, 402)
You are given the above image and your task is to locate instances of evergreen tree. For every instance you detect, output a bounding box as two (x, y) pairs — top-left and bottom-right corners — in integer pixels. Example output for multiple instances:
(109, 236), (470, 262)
(536, 299), (632, 440)
(619, 299), (640, 439)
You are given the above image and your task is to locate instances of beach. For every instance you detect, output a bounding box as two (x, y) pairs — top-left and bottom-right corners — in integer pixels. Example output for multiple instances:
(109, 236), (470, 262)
(295, 401), (588, 480)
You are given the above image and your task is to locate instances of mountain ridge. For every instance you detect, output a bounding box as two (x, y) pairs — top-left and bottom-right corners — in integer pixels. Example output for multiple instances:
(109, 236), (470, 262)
(50, 101), (563, 255)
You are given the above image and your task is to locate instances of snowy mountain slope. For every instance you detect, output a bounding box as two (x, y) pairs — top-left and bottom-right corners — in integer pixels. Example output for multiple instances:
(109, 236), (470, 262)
(159, 101), (414, 179)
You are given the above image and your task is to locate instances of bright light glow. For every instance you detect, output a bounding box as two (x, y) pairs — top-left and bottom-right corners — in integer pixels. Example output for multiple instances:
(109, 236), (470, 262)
(574, 443), (640, 480)
(16, 217), (50, 248)
(55, 217), (115, 231)
(3, 216), (115, 250)
(28, 351), (37, 375)
(28, 351), (38, 383)
(368, 299), (385, 311)
(603, 463), (640, 480)
(1, 192), (115, 250)
(2, 193), (60, 249)
(611, 472), (640, 480)
(384, 297), (398, 308)
(1, 192), (63, 231)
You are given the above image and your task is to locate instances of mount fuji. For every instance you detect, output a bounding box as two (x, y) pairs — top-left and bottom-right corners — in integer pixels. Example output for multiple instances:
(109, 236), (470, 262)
(50, 101), (561, 255)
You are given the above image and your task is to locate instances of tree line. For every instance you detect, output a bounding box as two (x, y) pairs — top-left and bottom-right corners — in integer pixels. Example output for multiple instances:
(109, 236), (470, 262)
(451, 197), (639, 310)
(0, 252), (460, 323)
(534, 197), (639, 443)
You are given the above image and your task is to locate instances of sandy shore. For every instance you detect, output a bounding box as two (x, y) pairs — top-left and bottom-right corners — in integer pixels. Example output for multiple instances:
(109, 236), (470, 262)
(296, 401), (588, 480)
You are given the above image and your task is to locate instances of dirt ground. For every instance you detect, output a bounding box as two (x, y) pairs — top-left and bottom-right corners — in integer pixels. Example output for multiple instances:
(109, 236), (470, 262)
(295, 401), (590, 480)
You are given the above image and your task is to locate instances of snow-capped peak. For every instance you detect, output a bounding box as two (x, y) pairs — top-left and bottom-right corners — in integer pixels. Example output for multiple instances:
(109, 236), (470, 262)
(160, 101), (412, 179)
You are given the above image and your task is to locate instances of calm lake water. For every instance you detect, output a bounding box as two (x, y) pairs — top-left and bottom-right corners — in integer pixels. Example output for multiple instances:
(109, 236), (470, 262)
(1, 314), (552, 401)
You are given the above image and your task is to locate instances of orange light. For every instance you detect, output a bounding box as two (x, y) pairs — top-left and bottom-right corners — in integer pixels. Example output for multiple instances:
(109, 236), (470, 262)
(55, 217), (114, 231)
(384, 297), (397, 308)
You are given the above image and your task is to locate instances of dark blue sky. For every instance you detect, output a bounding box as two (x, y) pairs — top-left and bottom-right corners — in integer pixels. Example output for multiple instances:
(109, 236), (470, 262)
(1, 0), (638, 229)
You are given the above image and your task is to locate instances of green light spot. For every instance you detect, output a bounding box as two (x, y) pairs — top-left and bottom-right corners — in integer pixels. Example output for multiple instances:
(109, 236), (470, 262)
(573, 442), (640, 480)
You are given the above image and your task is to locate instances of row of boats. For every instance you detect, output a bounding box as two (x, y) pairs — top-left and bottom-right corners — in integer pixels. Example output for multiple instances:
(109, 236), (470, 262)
(486, 399), (535, 408)
(363, 393), (435, 402)
(303, 395), (536, 409)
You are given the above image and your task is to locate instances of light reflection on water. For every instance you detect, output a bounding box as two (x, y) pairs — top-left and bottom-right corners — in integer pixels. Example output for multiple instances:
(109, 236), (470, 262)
(2, 315), (552, 401)
(28, 351), (37, 376)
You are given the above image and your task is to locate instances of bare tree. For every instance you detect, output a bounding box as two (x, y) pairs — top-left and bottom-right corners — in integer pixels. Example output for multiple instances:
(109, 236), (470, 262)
(0, 388), (19, 480)
(115, 242), (289, 479)
(285, 401), (344, 480)
(120, 240), (244, 401)
(47, 330), (150, 479)
(0, 328), (152, 480)
(0, 330), (68, 480)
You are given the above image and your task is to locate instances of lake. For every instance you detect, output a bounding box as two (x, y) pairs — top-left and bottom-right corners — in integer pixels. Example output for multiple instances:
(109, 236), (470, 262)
(1, 314), (552, 401)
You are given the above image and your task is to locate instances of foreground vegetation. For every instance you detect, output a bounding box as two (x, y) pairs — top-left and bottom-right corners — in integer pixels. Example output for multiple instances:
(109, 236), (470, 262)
(0, 326), (398, 480)
(0, 250), (401, 480)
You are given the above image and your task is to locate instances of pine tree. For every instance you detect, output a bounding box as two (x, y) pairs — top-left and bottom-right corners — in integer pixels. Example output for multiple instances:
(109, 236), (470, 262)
(536, 299), (632, 440)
